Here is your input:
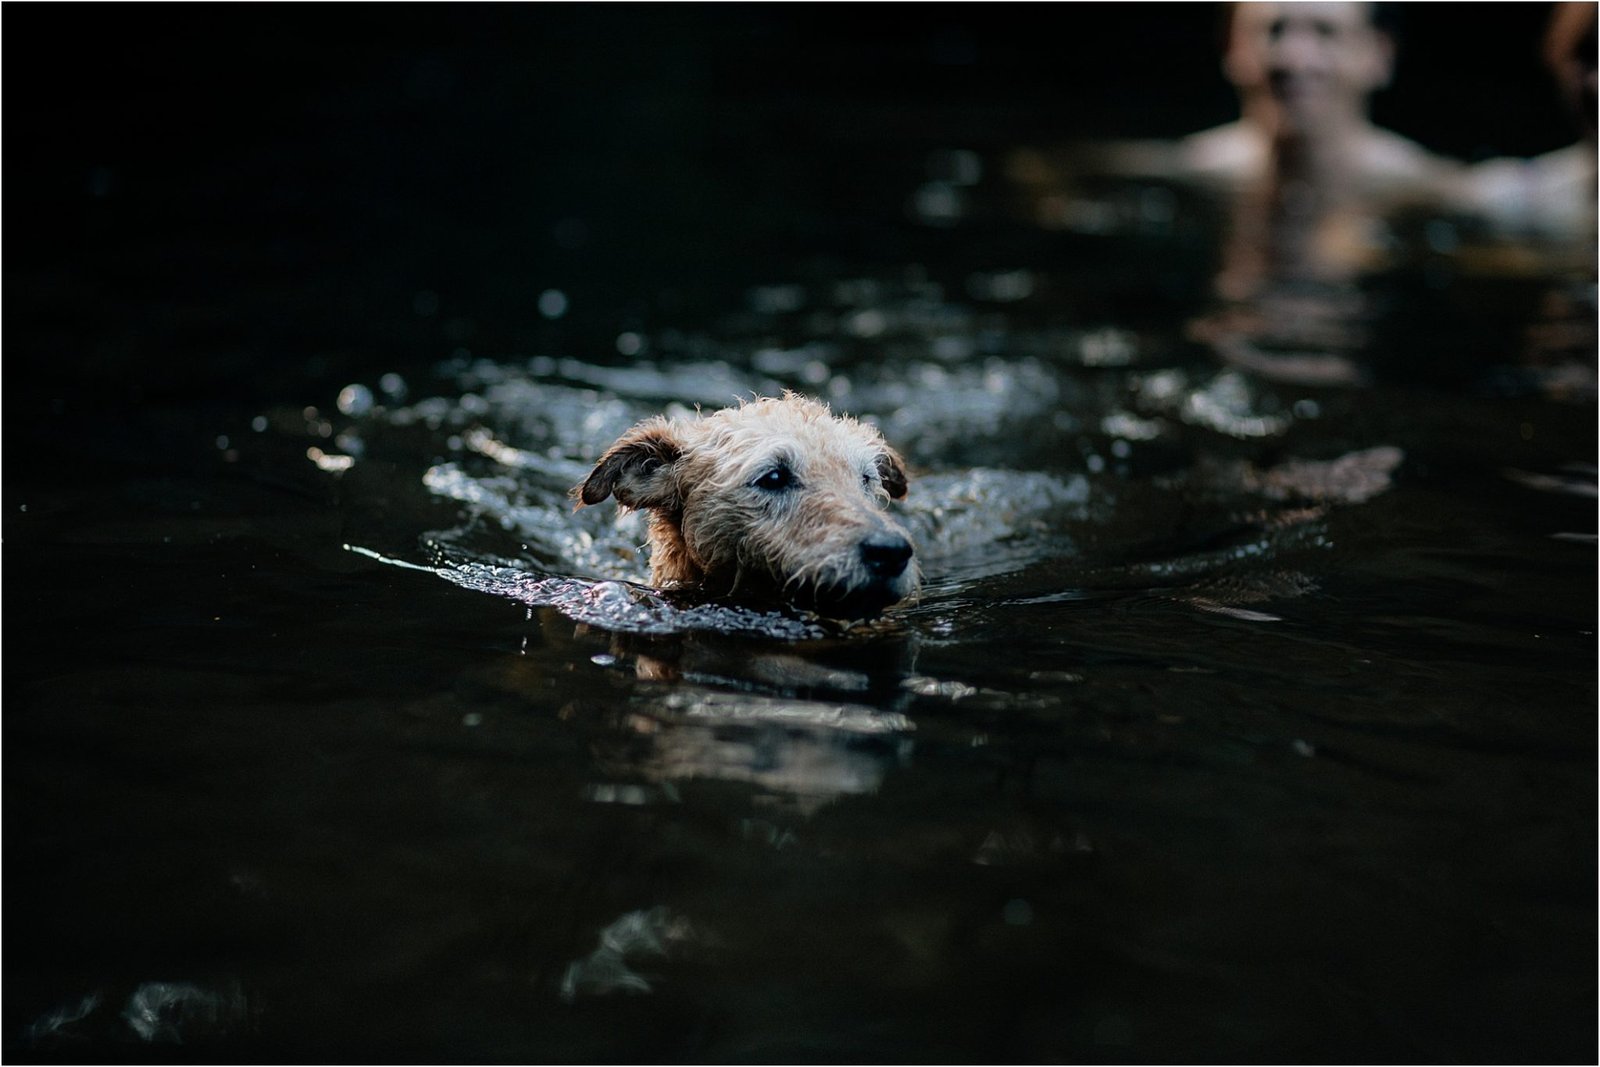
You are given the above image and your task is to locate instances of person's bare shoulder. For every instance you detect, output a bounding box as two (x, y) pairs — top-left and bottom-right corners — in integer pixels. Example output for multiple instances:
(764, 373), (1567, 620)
(1457, 143), (1596, 235)
(1177, 122), (1266, 182)
(1359, 128), (1460, 187)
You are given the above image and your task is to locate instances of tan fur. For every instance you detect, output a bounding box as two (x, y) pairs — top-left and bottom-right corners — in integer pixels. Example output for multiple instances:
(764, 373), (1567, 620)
(575, 393), (918, 617)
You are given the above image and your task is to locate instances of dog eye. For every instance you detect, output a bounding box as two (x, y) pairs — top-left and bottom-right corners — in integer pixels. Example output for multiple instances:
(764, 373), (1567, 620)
(753, 466), (796, 492)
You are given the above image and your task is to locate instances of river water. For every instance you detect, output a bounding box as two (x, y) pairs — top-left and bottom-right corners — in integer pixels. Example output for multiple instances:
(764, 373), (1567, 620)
(6, 10), (1596, 1062)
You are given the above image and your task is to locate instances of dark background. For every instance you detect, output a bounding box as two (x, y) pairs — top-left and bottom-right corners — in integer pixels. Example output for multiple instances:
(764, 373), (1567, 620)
(4, 3), (1582, 417)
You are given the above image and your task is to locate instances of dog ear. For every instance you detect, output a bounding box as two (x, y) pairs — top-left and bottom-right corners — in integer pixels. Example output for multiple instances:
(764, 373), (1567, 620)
(574, 418), (684, 510)
(875, 449), (909, 500)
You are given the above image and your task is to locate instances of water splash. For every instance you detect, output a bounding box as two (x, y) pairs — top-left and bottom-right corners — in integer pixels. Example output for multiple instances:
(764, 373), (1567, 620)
(24, 993), (102, 1047)
(122, 981), (251, 1045)
(348, 545), (832, 640)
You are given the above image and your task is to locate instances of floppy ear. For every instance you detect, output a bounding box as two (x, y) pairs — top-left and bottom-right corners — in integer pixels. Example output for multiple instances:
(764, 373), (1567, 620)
(574, 417), (683, 510)
(875, 449), (909, 500)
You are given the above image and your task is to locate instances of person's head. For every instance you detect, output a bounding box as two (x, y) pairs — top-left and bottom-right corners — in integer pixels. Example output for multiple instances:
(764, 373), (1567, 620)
(1544, 1), (1597, 142)
(1223, 2), (1396, 139)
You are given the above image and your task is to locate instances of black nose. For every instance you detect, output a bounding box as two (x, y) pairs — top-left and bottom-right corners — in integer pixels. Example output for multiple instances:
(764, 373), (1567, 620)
(859, 533), (912, 579)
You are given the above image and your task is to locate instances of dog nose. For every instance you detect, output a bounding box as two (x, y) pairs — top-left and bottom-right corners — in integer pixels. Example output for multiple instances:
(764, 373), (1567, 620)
(859, 533), (912, 579)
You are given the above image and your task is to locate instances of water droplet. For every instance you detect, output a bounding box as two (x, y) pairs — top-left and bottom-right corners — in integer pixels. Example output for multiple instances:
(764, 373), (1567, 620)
(337, 384), (374, 416)
(538, 289), (569, 319)
(305, 447), (355, 473)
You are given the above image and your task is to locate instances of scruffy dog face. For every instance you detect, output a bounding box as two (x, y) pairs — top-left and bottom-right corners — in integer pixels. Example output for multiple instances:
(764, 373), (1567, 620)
(576, 394), (918, 618)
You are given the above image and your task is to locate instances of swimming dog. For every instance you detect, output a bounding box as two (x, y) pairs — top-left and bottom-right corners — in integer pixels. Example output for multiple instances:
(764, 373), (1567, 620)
(575, 393), (917, 617)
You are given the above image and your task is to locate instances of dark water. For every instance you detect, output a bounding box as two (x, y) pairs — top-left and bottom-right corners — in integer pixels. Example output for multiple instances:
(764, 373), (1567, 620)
(6, 8), (1597, 1063)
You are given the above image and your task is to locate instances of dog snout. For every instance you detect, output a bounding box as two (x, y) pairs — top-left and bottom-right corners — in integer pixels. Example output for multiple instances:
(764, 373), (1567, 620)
(859, 532), (913, 579)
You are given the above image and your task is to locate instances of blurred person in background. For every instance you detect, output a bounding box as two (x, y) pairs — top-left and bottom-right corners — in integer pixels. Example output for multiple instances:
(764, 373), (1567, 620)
(1006, 1), (1593, 388)
(1007, 2), (1458, 294)
(1169, 2), (1454, 384)
(1179, 2), (1459, 295)
(1177, 1), (1452, 196)
(1014, 3), (1598, 268)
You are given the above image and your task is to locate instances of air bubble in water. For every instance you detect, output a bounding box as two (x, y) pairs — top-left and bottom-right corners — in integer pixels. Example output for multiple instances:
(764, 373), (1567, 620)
(538, 289), (569, 319)
(337, 384), (374, 416)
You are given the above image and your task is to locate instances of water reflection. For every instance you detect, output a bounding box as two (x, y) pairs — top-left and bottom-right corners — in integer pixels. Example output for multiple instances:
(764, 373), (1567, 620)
(530, 611), (921, 808)
(610, 690), (914, 815)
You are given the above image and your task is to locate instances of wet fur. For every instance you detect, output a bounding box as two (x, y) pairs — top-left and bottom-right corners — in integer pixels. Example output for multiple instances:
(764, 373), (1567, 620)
(575, 394), (918, 615)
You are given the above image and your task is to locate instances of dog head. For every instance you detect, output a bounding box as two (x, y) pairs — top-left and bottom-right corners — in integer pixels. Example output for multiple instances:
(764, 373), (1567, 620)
(577, 394), (917, 618)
